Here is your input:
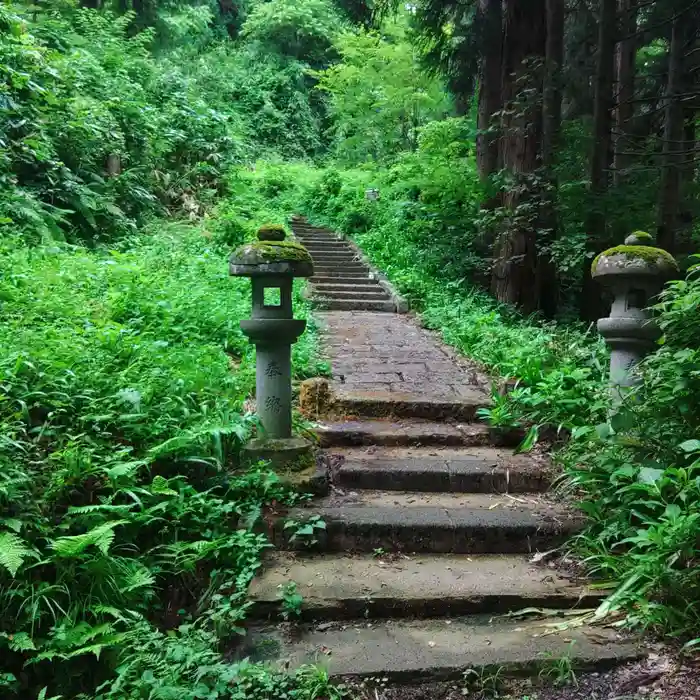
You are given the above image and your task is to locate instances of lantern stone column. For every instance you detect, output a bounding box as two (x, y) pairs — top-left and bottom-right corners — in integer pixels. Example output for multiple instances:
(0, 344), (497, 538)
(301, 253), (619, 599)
(592, 231), (678, 394)
(229, 225), (314, 465)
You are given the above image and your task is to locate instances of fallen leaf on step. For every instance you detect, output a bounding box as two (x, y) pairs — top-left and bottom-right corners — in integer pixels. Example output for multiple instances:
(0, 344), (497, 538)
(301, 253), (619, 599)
(428, 641), (436, 648)
(530, 548), (559, 564)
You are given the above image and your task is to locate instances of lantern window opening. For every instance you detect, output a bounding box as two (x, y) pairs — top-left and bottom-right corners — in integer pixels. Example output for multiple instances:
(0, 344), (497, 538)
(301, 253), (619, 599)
(263, 286), (282, 307)
(626, 288), (647, 311)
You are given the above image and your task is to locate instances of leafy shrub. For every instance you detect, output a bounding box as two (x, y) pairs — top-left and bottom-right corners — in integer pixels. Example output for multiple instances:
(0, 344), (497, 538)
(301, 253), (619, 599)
(0, 216), (326, 697)
(241, 0), (343, 65)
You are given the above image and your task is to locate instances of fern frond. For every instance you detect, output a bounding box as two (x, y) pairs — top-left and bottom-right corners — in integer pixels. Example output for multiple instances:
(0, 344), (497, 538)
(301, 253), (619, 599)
(0, 631), (36, 651)
(50, 520), (128, 558)
(67, 504), (134, 516)
(0, 531), (34, 577)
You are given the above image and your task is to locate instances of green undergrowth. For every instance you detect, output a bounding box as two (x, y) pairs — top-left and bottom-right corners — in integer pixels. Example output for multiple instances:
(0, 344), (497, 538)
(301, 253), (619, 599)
(0, 214), (335, 698)
(242, 160), (700, 643)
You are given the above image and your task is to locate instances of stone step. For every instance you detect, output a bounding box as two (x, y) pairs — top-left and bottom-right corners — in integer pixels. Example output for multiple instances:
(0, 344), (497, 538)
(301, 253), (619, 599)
(312, 258), (366, 266)
(292, 226), (335, 234)
(312, 282), (383, 293)
(311, 273), (373, 283)
(331, 446), (552, 493)
(295, 235), (340, 243)
(249, 552), (604, 621)
(314, 290), (391, 302)
(315, 420), (493, 448)
(243, 617), (640, 682)
(317, 299), (396, 312)
(314, 265), (370, 275)
(299, 241), (345, 248)
(306, 247), (356, 255)
(277, 491), (581, 554)
(305, 247), (354, 256)
(328, 386), (489, 421)
(310, 256), (363, 265)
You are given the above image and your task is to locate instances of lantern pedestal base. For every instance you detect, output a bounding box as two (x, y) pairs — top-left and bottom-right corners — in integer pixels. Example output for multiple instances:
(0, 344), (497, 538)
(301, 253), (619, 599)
(242, 436), (313, 470)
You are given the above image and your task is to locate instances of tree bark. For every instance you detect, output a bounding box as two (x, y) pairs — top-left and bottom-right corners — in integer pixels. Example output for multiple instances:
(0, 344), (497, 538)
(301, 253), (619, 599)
(542, 0), (564, 166)
(476, 0), (503, 179)
(218, 0), (240, 38)
(612, 0), (637, 185)
(656, 15), (687, 253)
(580, 0), (617, 322)
(538, 0), (565, 318)
(490, 0), (547, 313)
(589, 0), (617, 207)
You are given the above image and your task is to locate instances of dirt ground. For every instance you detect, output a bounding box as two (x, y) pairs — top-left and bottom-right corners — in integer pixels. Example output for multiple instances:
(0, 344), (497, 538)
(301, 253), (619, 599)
(349, 650), (700, 700)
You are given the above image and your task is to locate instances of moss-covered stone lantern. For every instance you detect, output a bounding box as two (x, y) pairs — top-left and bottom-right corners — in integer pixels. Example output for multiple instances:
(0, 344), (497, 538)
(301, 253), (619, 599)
(592, 231), (678, 390)
(230, 225), (314, 464)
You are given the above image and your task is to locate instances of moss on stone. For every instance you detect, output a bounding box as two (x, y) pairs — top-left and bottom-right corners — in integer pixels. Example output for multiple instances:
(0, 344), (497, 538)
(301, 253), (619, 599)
(629, 230), (653, 241)
(283, 449), (316, 474)
(591, 244), (679, 274)
(236, 240), (312, 263)
(258, 223), (287, 241)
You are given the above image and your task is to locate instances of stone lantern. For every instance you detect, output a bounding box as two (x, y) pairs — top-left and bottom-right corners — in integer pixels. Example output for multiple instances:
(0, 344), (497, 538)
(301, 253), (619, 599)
(230, 225), (314, 464)
(592, 231), (678, 391)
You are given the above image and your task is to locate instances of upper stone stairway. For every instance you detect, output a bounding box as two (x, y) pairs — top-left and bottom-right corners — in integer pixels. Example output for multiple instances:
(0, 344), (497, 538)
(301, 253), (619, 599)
(292, 222), (398, 312)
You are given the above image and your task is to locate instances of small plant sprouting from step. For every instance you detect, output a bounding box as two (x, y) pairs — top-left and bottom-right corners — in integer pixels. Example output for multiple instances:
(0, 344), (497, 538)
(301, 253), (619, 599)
(372, 547), (386, 558)
(538, 641), (579, 688)
(277, 581), (303, 621)
(476, 391), (521, 430)
(476, 389), (525, 448)
(284, 514), (326, 547)
(462, 665), (505, 698)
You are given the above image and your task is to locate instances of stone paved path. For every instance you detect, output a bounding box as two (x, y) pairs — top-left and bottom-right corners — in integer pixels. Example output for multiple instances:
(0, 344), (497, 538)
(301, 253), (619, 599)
(245, 221), (640, 686)
(316, 310), (486, 398)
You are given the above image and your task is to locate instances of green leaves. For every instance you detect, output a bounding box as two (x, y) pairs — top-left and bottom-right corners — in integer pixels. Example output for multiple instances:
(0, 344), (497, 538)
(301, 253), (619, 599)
(1, 632), (36, 652)
(0, 532), (35, 577)
(679, 439), (700, 453)
(50, 520), (128, 558)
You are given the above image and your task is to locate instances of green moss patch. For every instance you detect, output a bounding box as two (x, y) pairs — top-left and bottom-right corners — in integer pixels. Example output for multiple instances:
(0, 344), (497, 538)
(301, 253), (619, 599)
(237, 240), (312, 263)
(258, 223), (287, 241)
(592, 245), (679, 274)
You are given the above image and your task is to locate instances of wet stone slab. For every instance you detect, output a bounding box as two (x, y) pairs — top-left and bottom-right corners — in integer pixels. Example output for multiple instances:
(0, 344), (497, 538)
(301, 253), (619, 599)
(315, 311), (489, 404)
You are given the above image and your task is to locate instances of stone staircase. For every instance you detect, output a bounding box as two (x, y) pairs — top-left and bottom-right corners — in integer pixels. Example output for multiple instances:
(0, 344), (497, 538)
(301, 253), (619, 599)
(292, 221), (398, 312)
(244, 223), (640, 688)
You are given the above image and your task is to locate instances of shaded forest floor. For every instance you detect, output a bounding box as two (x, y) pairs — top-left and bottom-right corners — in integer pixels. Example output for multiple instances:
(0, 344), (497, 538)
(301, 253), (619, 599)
(350, 650), (700, 700)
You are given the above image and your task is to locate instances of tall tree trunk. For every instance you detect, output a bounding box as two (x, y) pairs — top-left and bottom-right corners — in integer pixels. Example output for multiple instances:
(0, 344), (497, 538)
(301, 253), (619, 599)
(580, 0), (617, 321)
(589, 0), (616, 210)
(612, 0), (637, 185)
(538, 0), (565, 317)
(218, 0), (240, 38)
(491, 0), (547, 313)
(476, 0), (503, 179)
(542, 0), (564, 165)
(657, 15), (687, 253)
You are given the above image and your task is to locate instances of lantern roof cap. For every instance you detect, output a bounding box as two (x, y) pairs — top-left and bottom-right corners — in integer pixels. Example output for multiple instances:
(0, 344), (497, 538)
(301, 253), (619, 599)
(229, 225), (314, 277)
(591, 231), (678, 281)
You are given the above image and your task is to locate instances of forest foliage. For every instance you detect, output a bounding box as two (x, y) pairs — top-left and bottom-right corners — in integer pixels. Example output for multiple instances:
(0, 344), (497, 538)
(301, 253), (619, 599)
(2, 0), (700, 696)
